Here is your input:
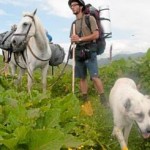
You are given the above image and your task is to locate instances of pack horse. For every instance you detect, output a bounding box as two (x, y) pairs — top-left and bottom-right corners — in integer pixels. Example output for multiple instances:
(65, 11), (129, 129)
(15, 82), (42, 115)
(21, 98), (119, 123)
(11, 9), (52, 93)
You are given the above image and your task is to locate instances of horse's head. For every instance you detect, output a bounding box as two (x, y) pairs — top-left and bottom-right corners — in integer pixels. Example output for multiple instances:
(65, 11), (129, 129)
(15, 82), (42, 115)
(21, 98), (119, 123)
(11, 9), (40, 51)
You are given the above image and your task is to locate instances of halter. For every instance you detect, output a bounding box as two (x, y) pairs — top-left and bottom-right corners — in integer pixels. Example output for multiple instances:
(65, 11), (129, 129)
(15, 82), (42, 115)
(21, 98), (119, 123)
(13, 15), (36, 44)
(13, 14), (51, 61)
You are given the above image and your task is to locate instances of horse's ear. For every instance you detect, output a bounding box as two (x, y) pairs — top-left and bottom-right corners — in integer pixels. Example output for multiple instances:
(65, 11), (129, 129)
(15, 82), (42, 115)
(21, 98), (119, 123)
(33, 9), (37, 16)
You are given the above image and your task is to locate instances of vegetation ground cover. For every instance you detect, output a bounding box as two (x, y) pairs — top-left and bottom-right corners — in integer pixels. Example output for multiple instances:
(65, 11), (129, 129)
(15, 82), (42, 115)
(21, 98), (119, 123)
(0, 49), (149, 150)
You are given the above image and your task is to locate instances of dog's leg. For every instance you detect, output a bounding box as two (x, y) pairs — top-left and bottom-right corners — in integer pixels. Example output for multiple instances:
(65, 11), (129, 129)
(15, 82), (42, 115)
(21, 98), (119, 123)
(123, 124), (132, 145)
(113, 126), (128, 150)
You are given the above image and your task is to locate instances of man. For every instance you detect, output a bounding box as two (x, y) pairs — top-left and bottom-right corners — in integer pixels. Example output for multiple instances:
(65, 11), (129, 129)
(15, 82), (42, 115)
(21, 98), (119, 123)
(68, 0), (107, 109)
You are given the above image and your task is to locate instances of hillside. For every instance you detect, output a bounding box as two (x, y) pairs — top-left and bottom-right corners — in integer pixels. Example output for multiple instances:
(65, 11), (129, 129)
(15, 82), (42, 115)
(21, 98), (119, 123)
(98, 52), (145, 67)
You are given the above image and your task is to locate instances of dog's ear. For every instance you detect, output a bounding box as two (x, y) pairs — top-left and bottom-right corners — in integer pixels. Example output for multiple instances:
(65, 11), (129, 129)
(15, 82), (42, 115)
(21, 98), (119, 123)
(124, 98), (131, 112)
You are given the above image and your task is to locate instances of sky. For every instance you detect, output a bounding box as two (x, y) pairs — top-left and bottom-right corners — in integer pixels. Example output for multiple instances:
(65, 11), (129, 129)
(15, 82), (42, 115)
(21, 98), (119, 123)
(0, 0), (150, 59)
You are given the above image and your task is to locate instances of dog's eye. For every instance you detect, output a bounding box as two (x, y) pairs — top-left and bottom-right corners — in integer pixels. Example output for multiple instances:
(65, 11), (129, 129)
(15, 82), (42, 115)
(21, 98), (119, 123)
(136, 112), (144, 119)
(135, 112), (144, 123)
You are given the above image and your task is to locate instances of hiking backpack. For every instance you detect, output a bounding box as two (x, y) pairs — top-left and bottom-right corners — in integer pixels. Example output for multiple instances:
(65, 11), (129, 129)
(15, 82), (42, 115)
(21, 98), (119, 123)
(84, 4), (111, 55)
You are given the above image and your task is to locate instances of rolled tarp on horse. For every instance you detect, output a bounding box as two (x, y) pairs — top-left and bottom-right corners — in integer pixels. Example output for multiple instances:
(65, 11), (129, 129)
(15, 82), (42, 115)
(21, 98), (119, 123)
(49, 44), (65, 66)
(99, 5), (112, 38)
(0, 30), (14, 51)
(0, 26), (25, 52)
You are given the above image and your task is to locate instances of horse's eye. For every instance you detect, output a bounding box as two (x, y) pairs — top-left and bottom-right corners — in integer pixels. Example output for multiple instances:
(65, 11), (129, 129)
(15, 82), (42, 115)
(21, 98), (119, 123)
(23, 22), (28, 27)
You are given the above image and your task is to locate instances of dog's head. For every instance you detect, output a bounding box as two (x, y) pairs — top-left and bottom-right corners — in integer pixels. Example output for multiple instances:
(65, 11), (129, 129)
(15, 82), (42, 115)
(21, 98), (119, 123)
(124, 96), (150, 139)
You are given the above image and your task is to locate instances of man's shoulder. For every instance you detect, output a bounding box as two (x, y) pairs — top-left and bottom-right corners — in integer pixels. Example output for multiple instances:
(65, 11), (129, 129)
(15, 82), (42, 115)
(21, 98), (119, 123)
(84, 15), (96, 26)
(84, 14), (95, 20)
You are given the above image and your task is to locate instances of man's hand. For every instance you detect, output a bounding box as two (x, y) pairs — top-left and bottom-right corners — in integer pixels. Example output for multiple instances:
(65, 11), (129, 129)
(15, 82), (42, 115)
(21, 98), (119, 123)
(70, 30), (99, 43)
(71, 34), (80, 43)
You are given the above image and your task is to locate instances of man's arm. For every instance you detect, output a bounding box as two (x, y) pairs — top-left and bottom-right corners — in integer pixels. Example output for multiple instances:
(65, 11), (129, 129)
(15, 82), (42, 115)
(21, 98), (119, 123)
(71, 30), (99, 43)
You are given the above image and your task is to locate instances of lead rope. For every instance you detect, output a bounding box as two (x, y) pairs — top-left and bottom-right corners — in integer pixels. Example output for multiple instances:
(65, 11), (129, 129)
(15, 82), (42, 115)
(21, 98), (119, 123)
(21, 51), (33, 81)
(49, 44), (72, 88)
(14, 52), (33, 81)
(27, 44), (50, 61)
(14, 52), (26, 69)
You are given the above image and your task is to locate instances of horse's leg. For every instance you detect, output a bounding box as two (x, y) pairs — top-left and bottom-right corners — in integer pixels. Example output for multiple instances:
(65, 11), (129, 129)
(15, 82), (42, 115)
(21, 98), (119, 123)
(9, 63), (17, 77)
(0, 63), (9, 76)
(42, 63), (49, 93)
(1, 50), (9, 76)
(27, 67), (34, 94)
(15, 68), (25, 85)
(4, 63), (10, 76)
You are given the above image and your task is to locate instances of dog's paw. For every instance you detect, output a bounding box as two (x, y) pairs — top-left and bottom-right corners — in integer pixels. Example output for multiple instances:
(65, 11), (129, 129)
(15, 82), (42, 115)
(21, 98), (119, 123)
(122, 146), (128, 150)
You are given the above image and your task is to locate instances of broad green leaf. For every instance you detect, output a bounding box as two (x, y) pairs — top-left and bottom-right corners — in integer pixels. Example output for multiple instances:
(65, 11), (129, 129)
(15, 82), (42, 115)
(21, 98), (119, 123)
(43, 108), (61, 128)
(0, 138), (18, 150)
(27, 128), (82, 150)
(27, 128), (64, 150)
(13, 126), (30, 143)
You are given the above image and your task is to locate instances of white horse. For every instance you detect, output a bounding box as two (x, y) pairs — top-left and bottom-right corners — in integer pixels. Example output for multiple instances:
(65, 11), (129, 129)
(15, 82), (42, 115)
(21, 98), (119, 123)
(11, 9), (51, 93)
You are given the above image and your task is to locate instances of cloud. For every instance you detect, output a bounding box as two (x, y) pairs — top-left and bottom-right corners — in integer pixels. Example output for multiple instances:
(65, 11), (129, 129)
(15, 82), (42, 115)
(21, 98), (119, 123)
(110, 0), (150, 53)
(0, 9), (7, 15)
(111, 0), (150, 38)
(41, 0), (72, 18)
(0, 0), (43, 8)
(0, 0), (23, 6)
(41, 0), (110, 18)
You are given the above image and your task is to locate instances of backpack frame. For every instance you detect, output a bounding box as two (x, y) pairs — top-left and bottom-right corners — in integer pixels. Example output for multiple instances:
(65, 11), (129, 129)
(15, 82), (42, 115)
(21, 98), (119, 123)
(84, 15), (106, 55)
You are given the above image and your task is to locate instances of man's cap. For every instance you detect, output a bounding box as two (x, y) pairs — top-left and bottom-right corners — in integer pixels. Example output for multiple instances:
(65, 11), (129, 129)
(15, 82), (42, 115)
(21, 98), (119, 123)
(68, 0), (85, 10)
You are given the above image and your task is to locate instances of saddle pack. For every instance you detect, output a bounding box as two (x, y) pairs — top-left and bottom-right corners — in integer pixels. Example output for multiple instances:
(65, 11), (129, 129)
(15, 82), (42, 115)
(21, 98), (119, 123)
(49, 44), (65, 66)
(0, 28), (25, 52)
(0, 30), (14, 51)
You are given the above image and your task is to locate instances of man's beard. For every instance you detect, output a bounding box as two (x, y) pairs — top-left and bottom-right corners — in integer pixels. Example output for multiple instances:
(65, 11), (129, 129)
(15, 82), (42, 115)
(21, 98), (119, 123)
(73, 12), (78, 15)
(73, 10), (79, 15)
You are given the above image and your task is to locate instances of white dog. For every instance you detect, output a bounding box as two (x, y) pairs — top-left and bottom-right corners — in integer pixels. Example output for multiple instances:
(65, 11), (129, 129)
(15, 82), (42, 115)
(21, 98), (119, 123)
(109, 78), (150, 150)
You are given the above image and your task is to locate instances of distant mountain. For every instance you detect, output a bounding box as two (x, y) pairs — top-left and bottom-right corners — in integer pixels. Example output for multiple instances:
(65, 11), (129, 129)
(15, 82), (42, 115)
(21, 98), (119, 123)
(98, 52), (145, 67)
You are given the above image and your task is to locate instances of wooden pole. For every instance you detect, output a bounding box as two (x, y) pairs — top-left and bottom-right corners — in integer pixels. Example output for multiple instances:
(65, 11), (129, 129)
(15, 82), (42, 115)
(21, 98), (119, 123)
(72, 24), (76, 94)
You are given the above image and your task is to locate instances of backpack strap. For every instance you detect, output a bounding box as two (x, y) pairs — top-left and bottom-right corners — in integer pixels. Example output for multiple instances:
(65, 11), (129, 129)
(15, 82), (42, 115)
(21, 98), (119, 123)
(85, 15), (91, 32)
(85, 15), (105, 39)
(71, 19), (83, 37)
(85, 15), (99, 35)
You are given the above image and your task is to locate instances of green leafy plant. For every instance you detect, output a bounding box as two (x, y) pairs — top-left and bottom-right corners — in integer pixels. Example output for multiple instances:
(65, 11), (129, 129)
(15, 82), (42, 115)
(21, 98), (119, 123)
(0, 49), (149, 150)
